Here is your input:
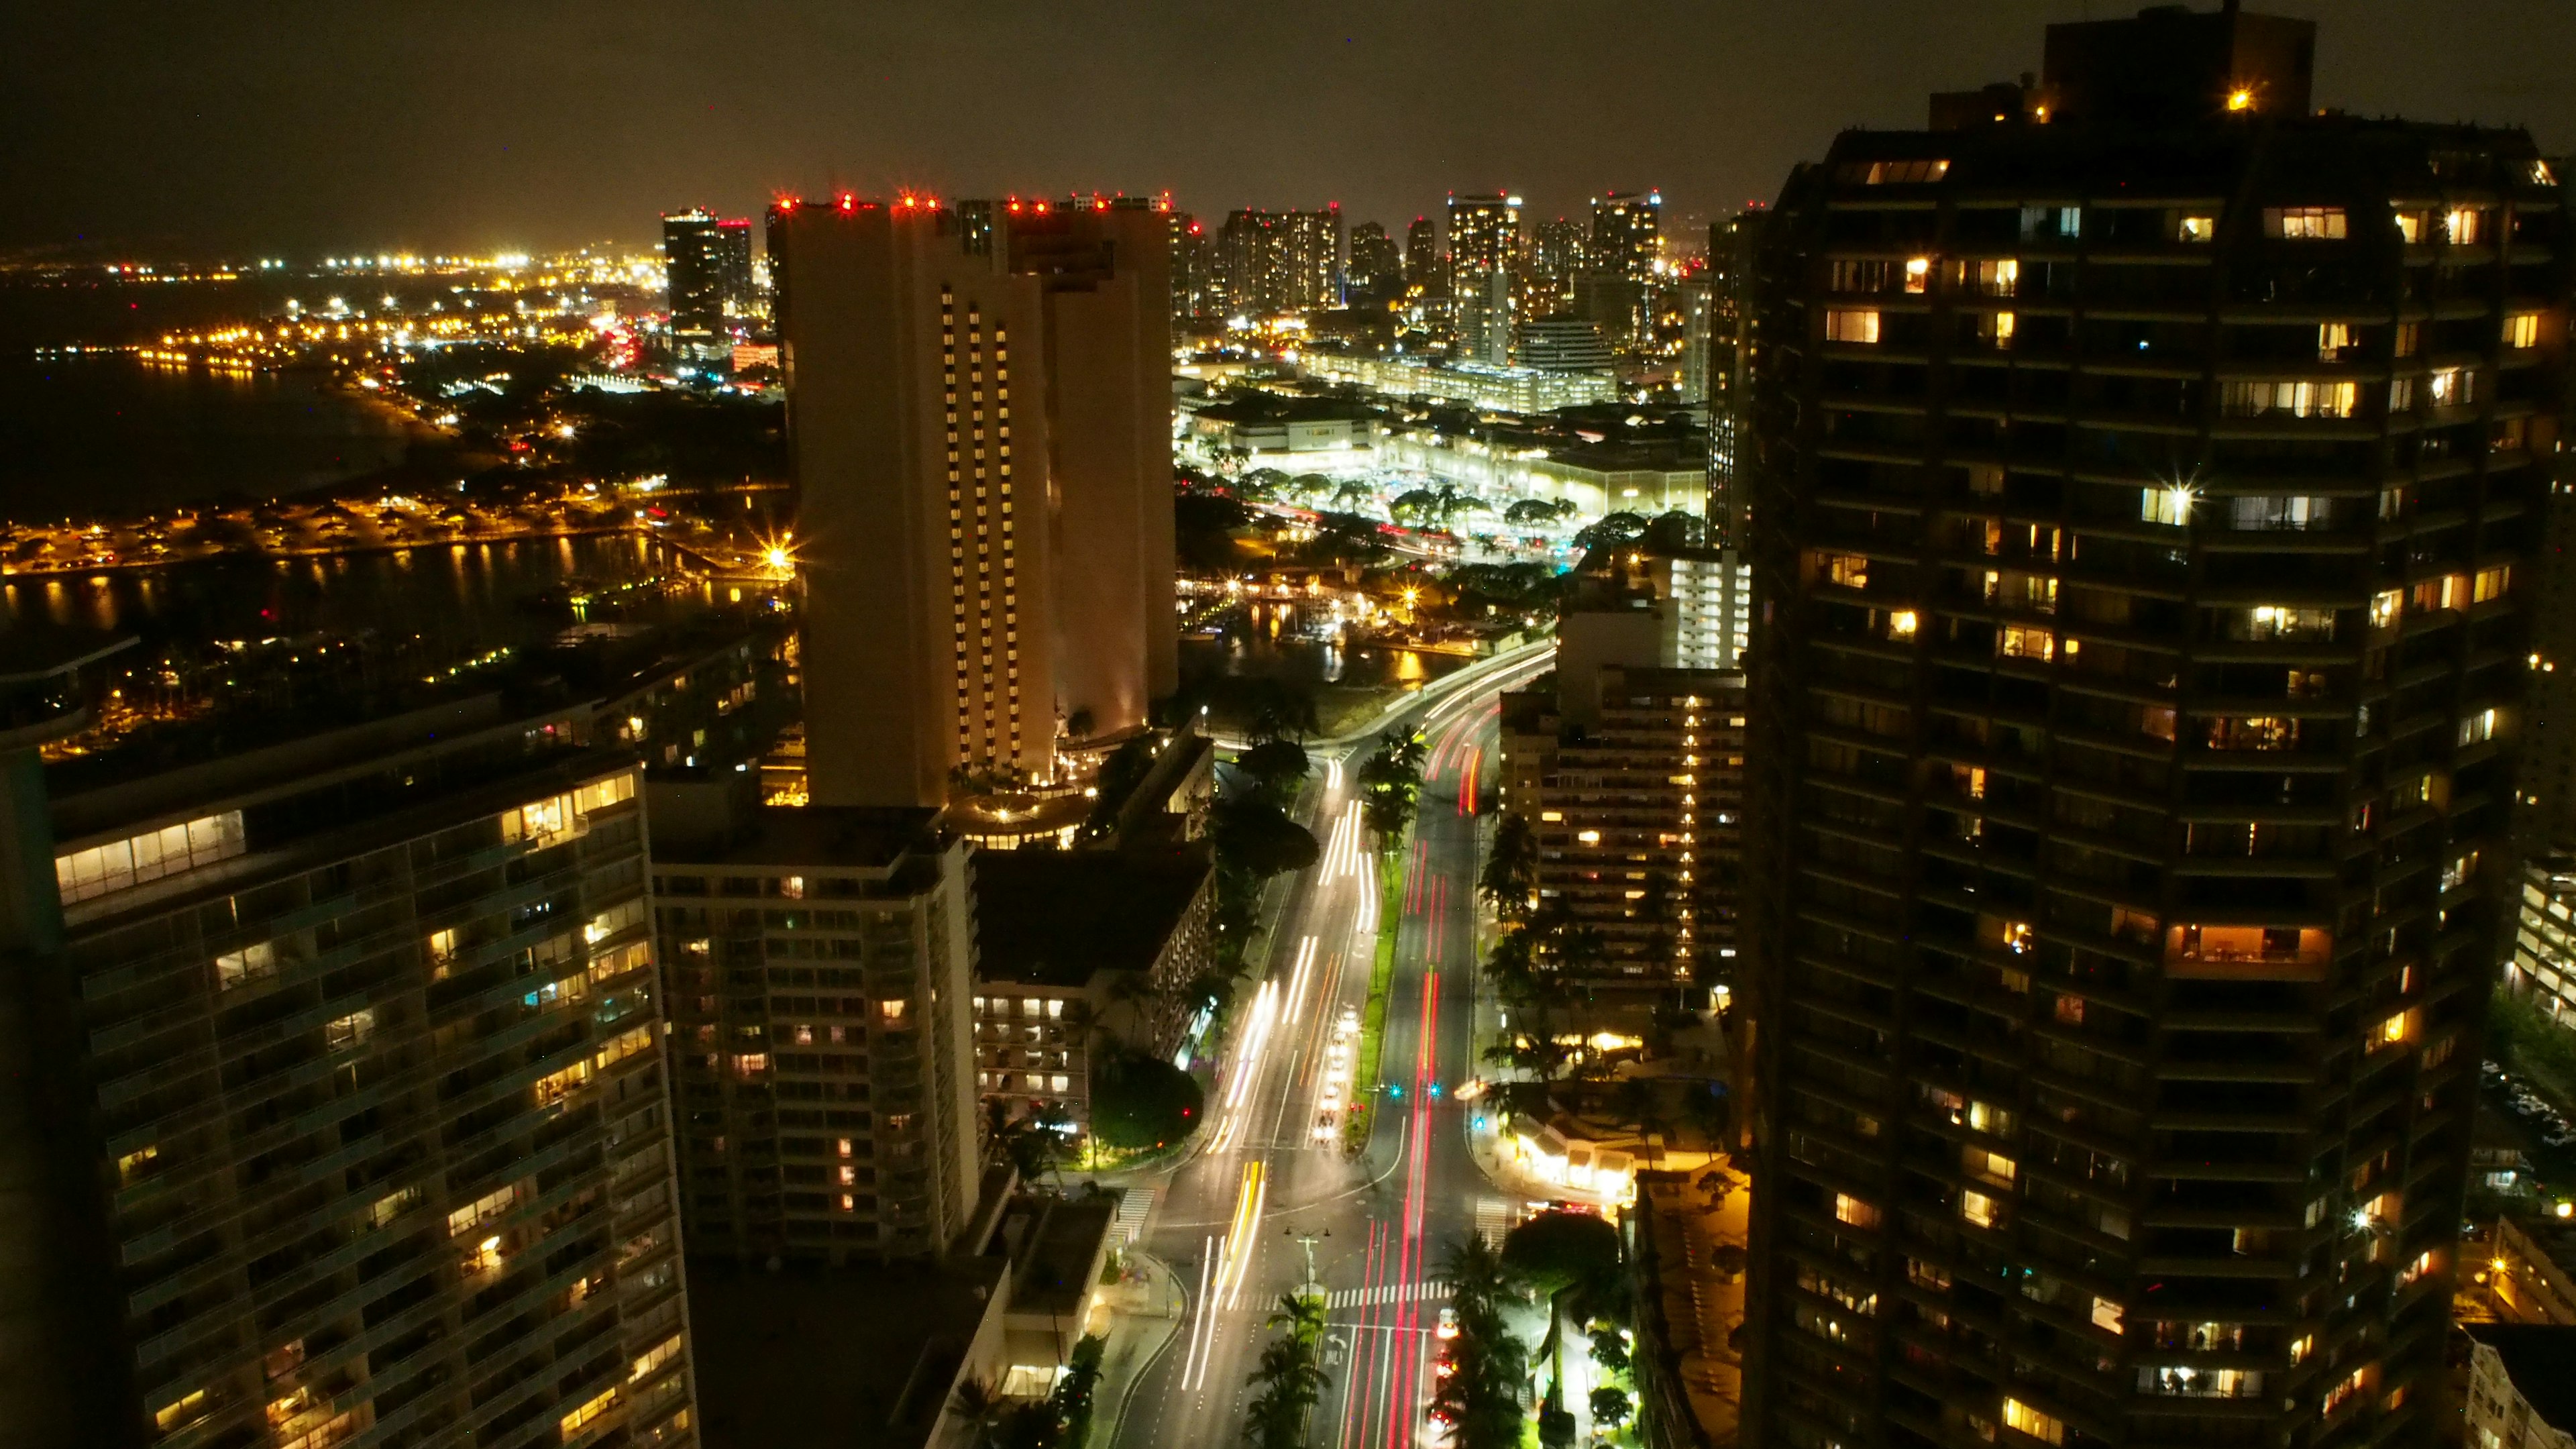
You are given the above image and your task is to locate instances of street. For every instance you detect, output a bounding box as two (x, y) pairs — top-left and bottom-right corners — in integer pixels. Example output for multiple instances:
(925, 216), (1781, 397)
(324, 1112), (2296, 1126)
(1113, 648), (1555, 1449)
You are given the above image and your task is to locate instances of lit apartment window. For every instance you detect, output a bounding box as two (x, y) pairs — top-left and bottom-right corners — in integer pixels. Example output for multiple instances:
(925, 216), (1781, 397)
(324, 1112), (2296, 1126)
(2475, 566), (2513, 603)
(2506, 313), (2542, 349)
(2178, 214), (2216, 241)
(2447, 207), (2485, 245)
(2428, 366), (2479, 407)
(2265, 207), (2347, 239)
(1823, 309), (1880, 344)
(2221, 379), (2357, 419)
(1847, 158), (1949, 184)
(56, 810), (247, 905)
(1832, 1192), (1880, 1229)
(1902, 257), (1931, 293)
(216, 940), (280, 991)
(1997, 625), (2054, 661)
(2001, 1398), (2064, 1446)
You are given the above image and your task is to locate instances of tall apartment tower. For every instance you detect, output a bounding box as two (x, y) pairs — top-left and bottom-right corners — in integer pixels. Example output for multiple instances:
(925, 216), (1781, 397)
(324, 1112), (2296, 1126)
(1589, 190), (1663, 282)
(1447, 191), (1523, 350)
(769, 195), (1175, 809)
(1739, 9), (2571, 1449)
(1282, 205), (1348, 312)
(1500, 569), (1747, 987)
(647, 792), (981, 1264)
(0, 679), (694, 1448)
(664, 208), (753, 362)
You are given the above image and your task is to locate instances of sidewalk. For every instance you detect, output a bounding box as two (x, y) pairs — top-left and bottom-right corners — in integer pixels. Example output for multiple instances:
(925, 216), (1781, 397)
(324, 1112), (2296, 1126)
(1094, 1248), (1186, 1447)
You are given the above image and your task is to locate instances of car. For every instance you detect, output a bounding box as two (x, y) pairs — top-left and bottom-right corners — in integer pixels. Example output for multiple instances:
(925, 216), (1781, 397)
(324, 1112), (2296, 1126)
(1437, 1306), (1458, 1340)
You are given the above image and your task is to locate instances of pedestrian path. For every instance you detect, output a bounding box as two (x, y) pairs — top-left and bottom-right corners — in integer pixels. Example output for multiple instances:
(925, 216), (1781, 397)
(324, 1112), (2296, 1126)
(1324, 1280), (1446, 1309)
(1113, 1186), (1156, 1247)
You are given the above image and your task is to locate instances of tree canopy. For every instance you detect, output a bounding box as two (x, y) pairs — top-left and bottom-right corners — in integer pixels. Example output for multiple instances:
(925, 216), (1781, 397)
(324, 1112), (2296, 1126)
(1088, 1055), (1204, 1150)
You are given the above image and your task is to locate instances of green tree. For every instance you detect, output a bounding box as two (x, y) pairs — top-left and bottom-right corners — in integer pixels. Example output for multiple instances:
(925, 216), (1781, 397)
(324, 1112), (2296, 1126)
(1587, 1324), (1631, 1378)
(1479, 812), (1540, 924)
(1236, 738), (1311, 811)
(1589, 1385), (1633, 1433)
(1434, 1232), (1531, 1449)
(1244, 1291), (1331, 1449)
(1088, 1053), (1205, 1150)
(1570, 511), (1649, 555)
(1503, 1211), (1625, 1410)
(1209, 798), (1322, 878)
(1504, 496), (1577, 527)
(1053, 1334), (1107, 1448)
(949, 1378), (1011, 1449)
(1358, 731), (1428, 845)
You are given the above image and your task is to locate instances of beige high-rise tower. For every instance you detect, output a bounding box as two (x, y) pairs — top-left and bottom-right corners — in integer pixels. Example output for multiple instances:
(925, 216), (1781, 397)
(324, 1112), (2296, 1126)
(770, 194), (1175, 810)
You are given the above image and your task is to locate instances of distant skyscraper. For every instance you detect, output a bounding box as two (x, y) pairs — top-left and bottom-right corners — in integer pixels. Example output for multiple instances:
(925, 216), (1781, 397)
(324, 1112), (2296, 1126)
(1282, 205), (1346, 311)
(1167, 210), (1218, 321)
(1739, 9), (2567, 1447)
(1402, 215), (1440, 291)
(1587, 190), (1662, 281)
(1346, 221), (1403, 310)
(1448, 193), (1521, 362)
(769, 195), (1175, 808)
(1218, 208), (1287, 316)
(665, 207), (754, 362)
(1703, 209), (1762, 547)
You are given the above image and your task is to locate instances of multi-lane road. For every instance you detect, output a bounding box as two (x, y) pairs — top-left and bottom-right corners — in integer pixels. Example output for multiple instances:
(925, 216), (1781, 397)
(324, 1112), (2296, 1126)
(1114, 648), (1556, 1449)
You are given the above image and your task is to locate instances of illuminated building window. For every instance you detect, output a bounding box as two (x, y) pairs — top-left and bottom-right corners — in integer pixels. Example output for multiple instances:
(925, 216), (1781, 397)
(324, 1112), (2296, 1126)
(2265, 206), (2347, 239)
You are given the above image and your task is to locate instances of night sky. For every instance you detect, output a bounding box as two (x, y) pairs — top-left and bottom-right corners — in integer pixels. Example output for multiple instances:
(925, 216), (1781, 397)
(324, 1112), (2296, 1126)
(5, 0), (2573, 258)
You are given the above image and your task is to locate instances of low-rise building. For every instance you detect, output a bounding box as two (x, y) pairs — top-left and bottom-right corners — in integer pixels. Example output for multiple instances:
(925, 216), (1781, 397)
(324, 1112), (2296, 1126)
(971, 849), (1218, 1132)
(1302, 352), (1617, 414)
(2459, 1324), (2576, 1449)
(2510, 853), (2576, 1022)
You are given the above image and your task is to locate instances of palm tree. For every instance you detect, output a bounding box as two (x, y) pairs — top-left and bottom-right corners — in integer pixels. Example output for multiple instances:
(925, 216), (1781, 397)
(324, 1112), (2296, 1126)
(948, 1377), (1010, 1449)
(1479, 813), (1540, 924)
(1434, 1232), (1531, 1449)
(1244, 1290), (1332, 1448)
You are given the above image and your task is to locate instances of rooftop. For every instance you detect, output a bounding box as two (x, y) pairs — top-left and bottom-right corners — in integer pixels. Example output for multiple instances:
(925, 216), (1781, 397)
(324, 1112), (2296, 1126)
(686, 1253), (1007, 1449)
(974, 849), (1212, 989)
(2467, 1323), (2576, 1432)
(662, 804), (944, 872)
(990, 1193), (1118, 1322)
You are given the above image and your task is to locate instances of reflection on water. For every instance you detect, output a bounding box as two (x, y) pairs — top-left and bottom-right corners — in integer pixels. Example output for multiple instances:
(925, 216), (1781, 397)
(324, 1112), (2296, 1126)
(1179, 627), (1465, 692)
(0, 533), (670, 653)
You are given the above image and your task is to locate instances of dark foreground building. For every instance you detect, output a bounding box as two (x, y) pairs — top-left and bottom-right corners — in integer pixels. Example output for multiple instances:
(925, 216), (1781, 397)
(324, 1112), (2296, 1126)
(0, 672), (693, 1448)
(1739, 7), (2572, 1448)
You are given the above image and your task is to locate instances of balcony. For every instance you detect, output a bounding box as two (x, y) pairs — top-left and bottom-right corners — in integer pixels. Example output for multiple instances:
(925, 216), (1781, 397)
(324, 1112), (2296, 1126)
(2165, 925), (2330, 982)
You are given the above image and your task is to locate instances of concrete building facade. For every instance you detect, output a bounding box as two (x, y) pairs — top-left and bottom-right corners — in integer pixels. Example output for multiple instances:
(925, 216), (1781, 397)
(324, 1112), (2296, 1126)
(1737, 9), (2569, 1447)
(769, 195), (1175, 810)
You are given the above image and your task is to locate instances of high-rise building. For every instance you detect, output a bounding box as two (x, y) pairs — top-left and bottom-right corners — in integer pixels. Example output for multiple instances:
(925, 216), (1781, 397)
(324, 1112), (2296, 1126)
(1214, 207), (1342, 315)
(1703, 209), (1764, 549)
(1218, 208), (1287, 317)
(1168, 210), (1218, 321)
(1403, 215), (1440, 292)
(769, 194), (1175, 810)
(1346, 221), (1404, 311)
(1446, 191), (1523, 294)
(665, 207), (755, 363)
(1282, 205), (1346, 312)
(1458, 268), (1515, 368)
(0, 664), (695, 1448)
(1499, 558), (1746, 985)
(647, 792), (981, 1263)
(1589, 190), (1662, 282)
(1739, 9), (2569, 1448)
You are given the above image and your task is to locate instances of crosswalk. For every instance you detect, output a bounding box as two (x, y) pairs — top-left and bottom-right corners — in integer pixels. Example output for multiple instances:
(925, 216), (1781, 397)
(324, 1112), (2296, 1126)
(1474, 1197), (1509, 1249)
(1114, 1187), (1156, 1248)
(1326, 1281), (1447, 1309)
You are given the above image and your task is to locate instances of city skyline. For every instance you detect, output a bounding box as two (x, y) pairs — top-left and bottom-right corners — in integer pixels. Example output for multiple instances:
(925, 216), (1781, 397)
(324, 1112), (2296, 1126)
(8, 2), (2573, 259)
